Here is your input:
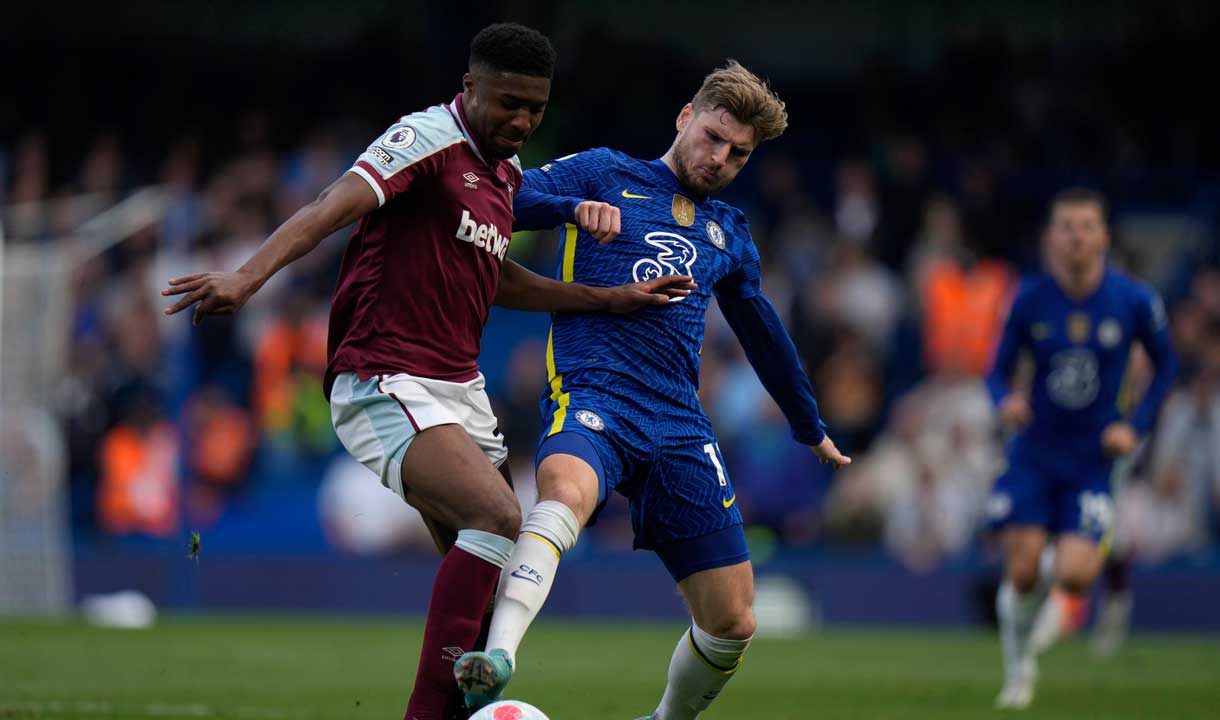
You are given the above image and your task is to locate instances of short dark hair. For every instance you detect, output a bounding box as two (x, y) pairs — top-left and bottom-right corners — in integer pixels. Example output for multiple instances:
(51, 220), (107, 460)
(469, 23), (556, 79)
(1049, 187), (1109, 222)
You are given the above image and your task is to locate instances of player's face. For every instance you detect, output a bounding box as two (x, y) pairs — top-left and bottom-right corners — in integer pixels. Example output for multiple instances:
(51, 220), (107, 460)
(462, 70), (550, 160)
(1046, 201), (1109, 274)
(671, 105), (756, 195)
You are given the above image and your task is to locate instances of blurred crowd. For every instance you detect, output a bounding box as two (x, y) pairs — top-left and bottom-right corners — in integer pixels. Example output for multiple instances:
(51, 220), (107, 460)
(4, 16), (1220, 572)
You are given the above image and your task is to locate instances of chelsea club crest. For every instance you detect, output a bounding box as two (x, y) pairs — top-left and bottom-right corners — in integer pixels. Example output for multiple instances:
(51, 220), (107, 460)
(575, 410), (605, 431)
(705, 220), (725, 249)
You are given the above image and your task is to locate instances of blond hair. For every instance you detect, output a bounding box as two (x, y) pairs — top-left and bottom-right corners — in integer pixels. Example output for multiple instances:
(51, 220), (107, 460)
(691, 60), (788, 143)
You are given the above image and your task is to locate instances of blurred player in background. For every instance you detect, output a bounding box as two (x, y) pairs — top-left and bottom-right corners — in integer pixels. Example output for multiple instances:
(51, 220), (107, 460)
(454, 61), (850, 719)
(162, 23), (691, 720)
(985, 188), (1176, 709)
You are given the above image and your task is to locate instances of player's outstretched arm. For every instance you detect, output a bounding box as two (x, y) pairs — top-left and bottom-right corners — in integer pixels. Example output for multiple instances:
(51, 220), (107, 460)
(162, 173), (377, 325)
(494, 260), (694, 313)
(717, 282), (850, 468)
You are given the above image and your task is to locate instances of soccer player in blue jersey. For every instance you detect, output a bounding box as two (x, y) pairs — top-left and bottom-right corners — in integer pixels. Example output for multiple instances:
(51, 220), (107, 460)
(455, 61), (850, 719)
(985, 188), (1176, 709)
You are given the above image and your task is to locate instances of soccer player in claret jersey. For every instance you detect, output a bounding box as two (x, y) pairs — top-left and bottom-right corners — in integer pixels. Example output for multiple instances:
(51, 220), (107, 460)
(985, 188), (1176, 710)
(454, 61), (851, 719)
(162, 23), (692, 720)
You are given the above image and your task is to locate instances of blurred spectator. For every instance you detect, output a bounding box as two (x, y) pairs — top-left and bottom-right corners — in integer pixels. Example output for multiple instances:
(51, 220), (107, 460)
(824, 377), (1000, 571)
(318, 455), (436, 555)
(917, 196), (1016, 377)
(809, 239), (902, 356)
(97, 390), (179, 537)
(1119, 318), (1220, 559)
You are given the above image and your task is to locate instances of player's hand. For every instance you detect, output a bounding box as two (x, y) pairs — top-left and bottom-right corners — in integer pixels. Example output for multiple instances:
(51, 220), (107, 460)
(810, 435), (851, 468)
(575, 201), (621, 244)
(1100, 421), (1139, 457)
(161, 270), (260, 326)
(603, 275), (697, 313)
(997, 393), (1033, 430)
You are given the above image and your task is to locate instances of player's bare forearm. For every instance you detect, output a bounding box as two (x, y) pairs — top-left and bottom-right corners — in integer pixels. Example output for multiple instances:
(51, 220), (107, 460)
(239, 173), (377, 287)
(494, 260), (604, 312)
(163, 173), (377, 323)
(494, 261), (694, 313)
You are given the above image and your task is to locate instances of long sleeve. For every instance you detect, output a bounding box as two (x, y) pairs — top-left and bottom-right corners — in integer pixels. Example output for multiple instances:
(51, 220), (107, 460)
(986, 285), (1028, 408)
(1129, 287), (1178, 434)
(715, 238), (825, 446)
(513, 182), (580, 231)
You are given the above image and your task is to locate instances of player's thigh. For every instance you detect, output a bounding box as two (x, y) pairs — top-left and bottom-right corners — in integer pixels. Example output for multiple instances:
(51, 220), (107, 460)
(535, 451), (601, 525)
(330, 372), (517, 537)
(1001, 526), (1049, 590)
(537, 391), (635, 527)
(987, 457), (1053, 533)
(1054, 534), (1105, 593)
(400, 423), (520, 539)
(677, 561), (756, 640)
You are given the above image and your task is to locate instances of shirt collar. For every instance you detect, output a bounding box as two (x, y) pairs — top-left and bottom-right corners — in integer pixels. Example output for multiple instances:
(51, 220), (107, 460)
(447, 93), (490, 166)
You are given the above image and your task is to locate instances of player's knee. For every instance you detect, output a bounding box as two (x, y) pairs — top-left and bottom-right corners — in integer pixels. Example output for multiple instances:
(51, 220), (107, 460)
(537, 480), (593, 525)
(704, 606), (756, 640)
(1057, 568), (1097, 595)
(466, 490), (522, 540)
(1008, 562), (1041, 593)
(537, 457), (599, 523)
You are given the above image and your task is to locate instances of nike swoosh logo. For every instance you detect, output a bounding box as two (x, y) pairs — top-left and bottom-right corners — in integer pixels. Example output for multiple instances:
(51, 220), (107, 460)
(621, 190), (652, 199)
(722, 494), (736, 509)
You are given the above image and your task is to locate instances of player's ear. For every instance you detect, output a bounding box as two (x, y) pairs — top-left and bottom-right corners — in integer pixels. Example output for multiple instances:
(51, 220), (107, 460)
(462, 72), (476, 96)
(676, 103), (694, 132)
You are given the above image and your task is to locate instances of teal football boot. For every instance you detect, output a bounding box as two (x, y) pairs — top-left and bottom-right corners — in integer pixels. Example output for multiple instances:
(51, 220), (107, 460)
(454, 649), (513, 711)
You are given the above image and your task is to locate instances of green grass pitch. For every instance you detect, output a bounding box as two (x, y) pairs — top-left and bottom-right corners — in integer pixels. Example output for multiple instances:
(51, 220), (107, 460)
(2, 616), (1217, 719)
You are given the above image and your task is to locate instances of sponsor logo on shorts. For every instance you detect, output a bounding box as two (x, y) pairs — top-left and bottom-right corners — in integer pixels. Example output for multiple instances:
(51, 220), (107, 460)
(722, 493), (736, 509)
(442, 646), (464, 662)
(383, 126), (417, 149)
(575, 409), (605, 431)
(370, 146), (395, 168)
(510, 564), (544, 585)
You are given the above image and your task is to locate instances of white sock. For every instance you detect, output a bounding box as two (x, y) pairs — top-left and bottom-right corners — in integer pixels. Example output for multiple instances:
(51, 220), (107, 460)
(997, 580), (1047, 682)
(1027, 546), (1062, 655)
(1029, 590), (1064, 655)
(485, 500), (580, 664)
(654, 622), (751, 720)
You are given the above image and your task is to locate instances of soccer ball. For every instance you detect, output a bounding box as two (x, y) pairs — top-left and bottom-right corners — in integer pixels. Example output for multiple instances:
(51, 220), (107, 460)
(468, 700), (550, 720)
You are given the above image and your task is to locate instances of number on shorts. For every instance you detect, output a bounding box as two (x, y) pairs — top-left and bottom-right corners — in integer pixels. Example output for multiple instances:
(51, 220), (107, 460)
(702, 443), (727, 486)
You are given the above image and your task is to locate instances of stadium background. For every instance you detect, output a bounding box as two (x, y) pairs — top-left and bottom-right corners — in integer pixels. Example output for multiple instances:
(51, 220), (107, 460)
(3, 0), (1219, 635)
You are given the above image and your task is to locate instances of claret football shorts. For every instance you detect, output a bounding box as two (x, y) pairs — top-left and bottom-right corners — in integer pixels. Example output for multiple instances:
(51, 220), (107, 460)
(329, 371), (508, 499)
